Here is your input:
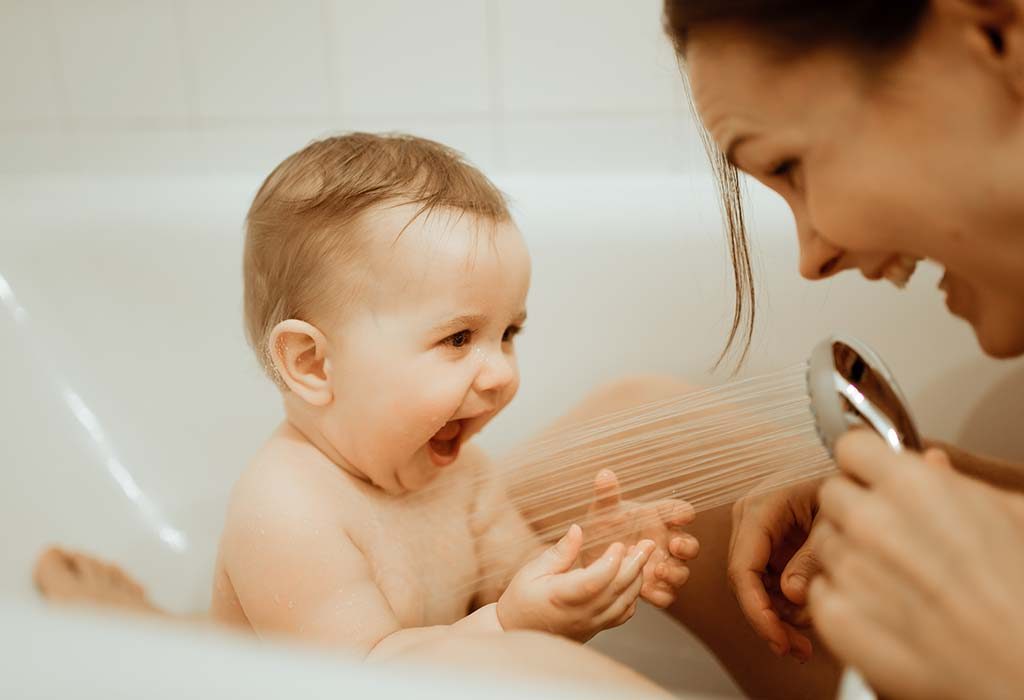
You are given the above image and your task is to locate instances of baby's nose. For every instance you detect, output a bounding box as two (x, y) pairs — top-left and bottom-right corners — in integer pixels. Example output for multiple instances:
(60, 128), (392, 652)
(473, 349), (517, 393)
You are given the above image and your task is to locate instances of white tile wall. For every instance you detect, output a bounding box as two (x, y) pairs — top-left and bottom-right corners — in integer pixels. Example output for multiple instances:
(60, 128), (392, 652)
(0, 0), (702, 175)
(182, 0), (331, 122)
(54, 0), (189, 124)
(496, 0), (680, 115)
(0, 1), (64, 127)
(328, 0), (491, 116)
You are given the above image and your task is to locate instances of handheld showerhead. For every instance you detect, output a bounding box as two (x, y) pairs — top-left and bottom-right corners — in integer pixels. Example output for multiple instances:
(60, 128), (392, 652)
(807, 335), (922, 456)
(806, 335), (922, 700)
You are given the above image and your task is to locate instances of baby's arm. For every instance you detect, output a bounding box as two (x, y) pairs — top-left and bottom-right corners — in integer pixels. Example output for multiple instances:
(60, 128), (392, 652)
(466, 445), (548, 605)
(466, 447), (655, 638)
(222, 484), (504, 660)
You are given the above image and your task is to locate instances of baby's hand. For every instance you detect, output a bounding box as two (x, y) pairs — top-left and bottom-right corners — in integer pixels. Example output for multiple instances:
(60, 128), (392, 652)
(581, 470), (699, 608)
(496, 524), (654, 642)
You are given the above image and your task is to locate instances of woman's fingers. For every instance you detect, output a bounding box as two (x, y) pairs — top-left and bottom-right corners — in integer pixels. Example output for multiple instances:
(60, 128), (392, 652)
(780, 520), (827, 605)
(834, 430), (913, 486)
(728, 513), (790, 654)
(808, 575), (928, 699)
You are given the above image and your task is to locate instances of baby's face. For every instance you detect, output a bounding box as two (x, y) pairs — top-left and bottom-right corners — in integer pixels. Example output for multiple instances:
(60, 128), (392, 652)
(322, 204), (530, 493)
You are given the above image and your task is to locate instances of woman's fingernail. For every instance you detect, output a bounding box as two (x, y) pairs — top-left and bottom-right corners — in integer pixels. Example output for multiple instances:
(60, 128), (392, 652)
(789, 574), (807, 592)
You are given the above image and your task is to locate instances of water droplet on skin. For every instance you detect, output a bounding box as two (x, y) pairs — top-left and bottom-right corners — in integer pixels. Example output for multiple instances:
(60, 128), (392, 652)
(288, 600), (295, 609)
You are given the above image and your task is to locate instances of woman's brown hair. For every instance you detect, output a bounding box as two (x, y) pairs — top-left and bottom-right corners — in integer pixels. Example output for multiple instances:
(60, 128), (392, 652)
(663, 1), (928, 369)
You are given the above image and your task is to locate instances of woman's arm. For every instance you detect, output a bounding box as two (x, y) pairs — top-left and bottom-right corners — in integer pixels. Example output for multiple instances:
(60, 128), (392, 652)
(926, 439), (1024, 492)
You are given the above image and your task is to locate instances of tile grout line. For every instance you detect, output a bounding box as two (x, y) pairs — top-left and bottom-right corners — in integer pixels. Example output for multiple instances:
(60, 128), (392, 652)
(484, 0), (505, 170)
(42, 0), (73, 133)
(320, 0), (342, 121)
(171, 0), (201, 132)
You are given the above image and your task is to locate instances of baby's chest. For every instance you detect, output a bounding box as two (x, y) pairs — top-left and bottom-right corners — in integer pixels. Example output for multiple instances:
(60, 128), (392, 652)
(356, 494), (481, 627)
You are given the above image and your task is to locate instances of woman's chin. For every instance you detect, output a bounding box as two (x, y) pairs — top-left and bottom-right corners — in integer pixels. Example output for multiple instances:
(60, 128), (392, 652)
(972, 315), (1024, 359)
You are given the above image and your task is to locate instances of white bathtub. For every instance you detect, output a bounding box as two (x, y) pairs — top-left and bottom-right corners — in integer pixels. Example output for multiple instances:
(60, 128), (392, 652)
(2, 172), (1022, 697)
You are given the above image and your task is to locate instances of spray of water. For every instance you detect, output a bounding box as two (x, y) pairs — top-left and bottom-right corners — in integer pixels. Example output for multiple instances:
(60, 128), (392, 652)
(436, 365), (835, 599)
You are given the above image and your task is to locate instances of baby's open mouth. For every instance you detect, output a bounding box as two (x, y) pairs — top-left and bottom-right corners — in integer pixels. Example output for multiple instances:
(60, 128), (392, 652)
(428, 420), (463, 467)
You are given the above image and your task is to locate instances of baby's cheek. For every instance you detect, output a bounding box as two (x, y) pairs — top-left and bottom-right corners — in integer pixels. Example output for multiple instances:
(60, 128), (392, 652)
(502, 373), (521, 407)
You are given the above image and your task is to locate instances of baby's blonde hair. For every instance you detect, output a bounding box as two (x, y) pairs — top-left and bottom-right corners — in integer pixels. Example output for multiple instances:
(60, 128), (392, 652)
(243, 132), (511, 379)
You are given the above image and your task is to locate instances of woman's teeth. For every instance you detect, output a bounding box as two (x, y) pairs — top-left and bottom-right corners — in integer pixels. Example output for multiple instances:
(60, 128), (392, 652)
(882, 254), (921, 289)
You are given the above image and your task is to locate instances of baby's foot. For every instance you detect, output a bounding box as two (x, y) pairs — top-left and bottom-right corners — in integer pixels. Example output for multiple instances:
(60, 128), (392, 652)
(33, 547), (160, 615)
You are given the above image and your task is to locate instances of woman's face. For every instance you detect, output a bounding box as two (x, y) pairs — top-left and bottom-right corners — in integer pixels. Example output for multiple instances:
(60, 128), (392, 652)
(687, 10), (1024, 357)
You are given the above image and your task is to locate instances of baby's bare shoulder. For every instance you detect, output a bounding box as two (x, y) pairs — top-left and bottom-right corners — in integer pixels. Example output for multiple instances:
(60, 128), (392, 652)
(223, 429), (362, 546)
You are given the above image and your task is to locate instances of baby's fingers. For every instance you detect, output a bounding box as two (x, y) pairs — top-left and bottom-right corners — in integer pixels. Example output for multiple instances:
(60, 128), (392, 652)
(655, 559), (690, 588)
(657, 499), (696, 527)
(670, 534), (700, 561)
(597, 573), (644, 628)
(611, 540), (655, 594)
(641, 582), (676, 609)
(552, 542), (624, 605)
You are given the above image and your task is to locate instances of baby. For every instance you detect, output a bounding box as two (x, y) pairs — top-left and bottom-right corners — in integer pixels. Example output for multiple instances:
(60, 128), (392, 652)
(37, 133), (699, 657)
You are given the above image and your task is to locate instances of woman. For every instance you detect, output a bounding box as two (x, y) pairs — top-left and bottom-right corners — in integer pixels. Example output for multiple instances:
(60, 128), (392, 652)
(663, 0), (1024, 698)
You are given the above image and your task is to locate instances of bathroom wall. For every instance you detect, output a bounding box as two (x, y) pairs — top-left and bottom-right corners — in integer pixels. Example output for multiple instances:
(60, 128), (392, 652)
(0, 0), (702, 176)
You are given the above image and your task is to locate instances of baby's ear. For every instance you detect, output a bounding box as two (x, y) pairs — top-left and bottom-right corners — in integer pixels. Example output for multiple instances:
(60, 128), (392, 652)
(268, 319), (333, 406)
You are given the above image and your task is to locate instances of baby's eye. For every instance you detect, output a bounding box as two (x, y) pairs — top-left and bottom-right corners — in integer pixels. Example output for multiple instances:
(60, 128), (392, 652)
(445, 330), (472, 348)
(502, 325), (523, 343)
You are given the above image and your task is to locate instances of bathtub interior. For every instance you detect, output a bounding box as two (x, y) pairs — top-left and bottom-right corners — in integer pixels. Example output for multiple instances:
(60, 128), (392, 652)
(2, 172), (1022, 697)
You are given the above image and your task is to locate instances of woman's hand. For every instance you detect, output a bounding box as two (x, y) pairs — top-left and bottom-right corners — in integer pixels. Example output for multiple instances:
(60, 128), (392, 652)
(810, 431), (1024, 700)
(728, 476), (830, 662)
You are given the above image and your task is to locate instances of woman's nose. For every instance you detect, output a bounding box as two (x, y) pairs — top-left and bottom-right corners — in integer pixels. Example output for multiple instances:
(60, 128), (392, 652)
(796, 223), (844, 281)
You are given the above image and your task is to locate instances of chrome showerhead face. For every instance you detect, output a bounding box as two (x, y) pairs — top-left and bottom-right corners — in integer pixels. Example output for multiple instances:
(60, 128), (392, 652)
(806, 335), (923, 457)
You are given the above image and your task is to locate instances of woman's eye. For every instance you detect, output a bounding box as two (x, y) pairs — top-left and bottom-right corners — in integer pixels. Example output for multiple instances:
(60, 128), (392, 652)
(502, 325), (522, 343)
(769, 158), (796, 179)
(446, 330), (471, 348)
(768, 158), (801, 189)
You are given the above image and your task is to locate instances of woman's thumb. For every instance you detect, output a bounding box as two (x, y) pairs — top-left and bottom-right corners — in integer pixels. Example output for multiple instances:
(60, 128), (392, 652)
(781, 526), (826, 605)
